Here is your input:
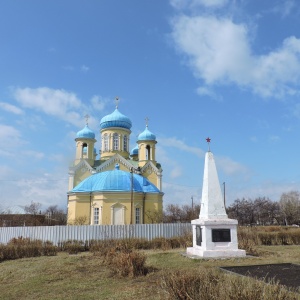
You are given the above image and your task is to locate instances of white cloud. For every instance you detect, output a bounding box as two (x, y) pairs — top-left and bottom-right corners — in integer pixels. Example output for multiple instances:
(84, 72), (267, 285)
(163, 181), (201, 206)
(91, 95), (106, 111)
(0, 102), (23, 115)
(0, 124), (24, 148)
(81, 65), (90, 72)
(268, 135), (280, 142)
(13, 87), (84, 127)
(159, 137), (204, 157)
(170, 165), (183, 178)
(170, 0), (228, 10)
(216, 155), (250, 177)
(171, 15), (300, 98)
(196, 86), (223, 101)
(250, 136), (258, 143)
(272, 0), (296, 18)
(21, 150), (45, 160)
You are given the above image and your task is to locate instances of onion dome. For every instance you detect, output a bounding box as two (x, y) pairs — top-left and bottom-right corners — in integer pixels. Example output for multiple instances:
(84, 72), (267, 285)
(130, 144), (139, 156)
(137, 126), (156, 141)
(76, 124), (95, 139)
(100, 108), (132, 130)
(71, 164), (160, 193)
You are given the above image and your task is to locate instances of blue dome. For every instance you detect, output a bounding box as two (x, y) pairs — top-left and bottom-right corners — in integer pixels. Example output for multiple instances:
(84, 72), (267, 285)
(100, 108), (132, 130)
(71, 164), (160, 193)
(137, 126), (156, 141)
(130, 144), (139, 156)
(76, 125), (95, 139)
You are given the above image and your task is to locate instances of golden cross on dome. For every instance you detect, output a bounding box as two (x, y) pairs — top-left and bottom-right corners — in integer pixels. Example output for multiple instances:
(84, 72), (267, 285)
(84, 114), (90, 125)
(115, 96), (119, 108)
(145, 117), (149, 127)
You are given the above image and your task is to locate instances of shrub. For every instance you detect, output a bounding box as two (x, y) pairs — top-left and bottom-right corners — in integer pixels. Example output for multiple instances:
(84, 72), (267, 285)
(111, 250), (147, 277)
(0, 238), (57, 262)
(59, 240), (86, 254)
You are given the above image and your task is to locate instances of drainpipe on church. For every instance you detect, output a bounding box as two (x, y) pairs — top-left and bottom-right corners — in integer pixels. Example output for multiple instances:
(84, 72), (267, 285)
(142, 193), (146, 224)
(89, 192), (92, 225)
(130, 168), (133, 224)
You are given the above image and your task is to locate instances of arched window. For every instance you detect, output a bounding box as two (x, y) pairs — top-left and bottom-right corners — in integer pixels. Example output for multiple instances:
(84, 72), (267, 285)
(82, 143), (87, 158)
(146, 145), (151, 160)
(123, 135), (127, 151)
(103, 134), (108, 151)
(113, 133), (119, 150)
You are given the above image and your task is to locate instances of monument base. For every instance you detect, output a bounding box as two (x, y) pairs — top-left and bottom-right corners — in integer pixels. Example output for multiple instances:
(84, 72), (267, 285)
(186, 246), (246, 258)
(187, 218), (246, 258)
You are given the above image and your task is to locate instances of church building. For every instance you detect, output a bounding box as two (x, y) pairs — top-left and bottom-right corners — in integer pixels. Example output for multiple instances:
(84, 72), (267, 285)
(67, 100), (163, 225)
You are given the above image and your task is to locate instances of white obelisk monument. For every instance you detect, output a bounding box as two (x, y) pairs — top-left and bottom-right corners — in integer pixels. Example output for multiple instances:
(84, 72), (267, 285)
(187, 138), (246, 258)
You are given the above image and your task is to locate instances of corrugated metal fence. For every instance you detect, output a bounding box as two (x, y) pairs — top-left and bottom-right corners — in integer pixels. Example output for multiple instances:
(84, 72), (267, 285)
(0, 223), (192, 245)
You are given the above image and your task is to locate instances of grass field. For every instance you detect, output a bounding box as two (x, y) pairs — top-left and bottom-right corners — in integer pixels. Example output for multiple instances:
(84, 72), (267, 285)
(0, 245), (300, 300)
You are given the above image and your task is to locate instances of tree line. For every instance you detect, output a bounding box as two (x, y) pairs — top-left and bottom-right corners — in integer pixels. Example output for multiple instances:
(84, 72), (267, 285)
(163, 190), (300, 226)
(2, 190), (300, 226)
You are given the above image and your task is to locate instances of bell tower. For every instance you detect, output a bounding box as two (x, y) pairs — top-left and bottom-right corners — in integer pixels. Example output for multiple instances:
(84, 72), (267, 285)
(74, 115), (97, 166)
(137, 118), (157, 168)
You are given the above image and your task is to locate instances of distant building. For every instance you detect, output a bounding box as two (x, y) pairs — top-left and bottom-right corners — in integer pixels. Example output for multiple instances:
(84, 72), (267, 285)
(0, 206), (46, 227)
(67, 102), (163, 225)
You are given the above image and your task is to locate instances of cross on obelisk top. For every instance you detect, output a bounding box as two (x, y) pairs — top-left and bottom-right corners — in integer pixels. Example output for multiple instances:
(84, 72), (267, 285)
(206, 137), (211, 151)
(84, 114), (90, 125)
(115, 96), (119, 108)
(145, 117), (149, 127)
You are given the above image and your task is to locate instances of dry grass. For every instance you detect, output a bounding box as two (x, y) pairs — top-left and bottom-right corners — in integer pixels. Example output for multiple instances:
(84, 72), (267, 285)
(0, 245), (300, 299)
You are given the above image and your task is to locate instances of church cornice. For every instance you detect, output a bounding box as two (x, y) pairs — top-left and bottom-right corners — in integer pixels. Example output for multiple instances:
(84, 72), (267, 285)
(140, 161), (162, 176)
(95, 153), (135, 173)
(69, 159), (95, 175)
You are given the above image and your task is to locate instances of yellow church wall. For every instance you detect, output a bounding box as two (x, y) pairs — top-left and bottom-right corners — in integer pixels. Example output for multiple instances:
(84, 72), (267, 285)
(67, 191), (162, 225)
(73, 170), (93, 189)
(67, 194), (91, 224)
(141, 171), (157, 187)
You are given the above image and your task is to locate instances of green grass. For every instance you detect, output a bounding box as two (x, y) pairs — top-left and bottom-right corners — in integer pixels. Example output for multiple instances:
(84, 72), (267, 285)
(0, 246), (300, 300)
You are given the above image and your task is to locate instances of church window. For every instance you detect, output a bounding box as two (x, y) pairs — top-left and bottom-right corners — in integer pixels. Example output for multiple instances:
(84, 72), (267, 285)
(94, 207), (99, 225)
(135, 207), (141, 224)
(146, 145), (151, 160)
(123, 135), (127, 151)
(82, 143), (88, 158)
(104, 134), (108, 151)
(113, 133), (119, 150)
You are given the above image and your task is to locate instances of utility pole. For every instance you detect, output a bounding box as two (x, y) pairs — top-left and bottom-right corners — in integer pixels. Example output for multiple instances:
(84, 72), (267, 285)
(223, 182), (226, 208)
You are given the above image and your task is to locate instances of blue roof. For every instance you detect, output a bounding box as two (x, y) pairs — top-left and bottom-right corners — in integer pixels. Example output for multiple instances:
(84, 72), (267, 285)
(137, 126), (156, 141)
(130, 144), (139, 156)
(76, 125), (95, 139)
(100, 108), (132, 130)
(71, 164), (160, 193)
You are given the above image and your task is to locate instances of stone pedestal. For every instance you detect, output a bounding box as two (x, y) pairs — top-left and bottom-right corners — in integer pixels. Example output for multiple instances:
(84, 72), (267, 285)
(187, 218), (246, 258)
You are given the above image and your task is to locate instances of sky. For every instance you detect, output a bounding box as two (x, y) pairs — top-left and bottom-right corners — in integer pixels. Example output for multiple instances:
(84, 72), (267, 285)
(1, 0), (300, 212)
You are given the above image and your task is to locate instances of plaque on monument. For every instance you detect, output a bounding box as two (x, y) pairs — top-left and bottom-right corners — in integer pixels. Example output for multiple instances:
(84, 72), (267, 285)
(196, 225), (202, 246)
(212, 229), (231, 242)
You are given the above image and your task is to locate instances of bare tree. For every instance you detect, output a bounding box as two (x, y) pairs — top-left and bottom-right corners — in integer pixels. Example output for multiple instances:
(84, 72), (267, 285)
(163, 204), (200, 223)
(279, 191), (300, 225)
(24, 201), (42, 215)
(144, 210), (163, 223)
(44, 205), (67, 225)
(72, 215), (88, 225)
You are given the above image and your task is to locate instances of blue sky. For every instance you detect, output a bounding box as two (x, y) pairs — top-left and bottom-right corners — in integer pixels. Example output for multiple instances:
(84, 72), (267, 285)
(1, 0), (300, 211)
